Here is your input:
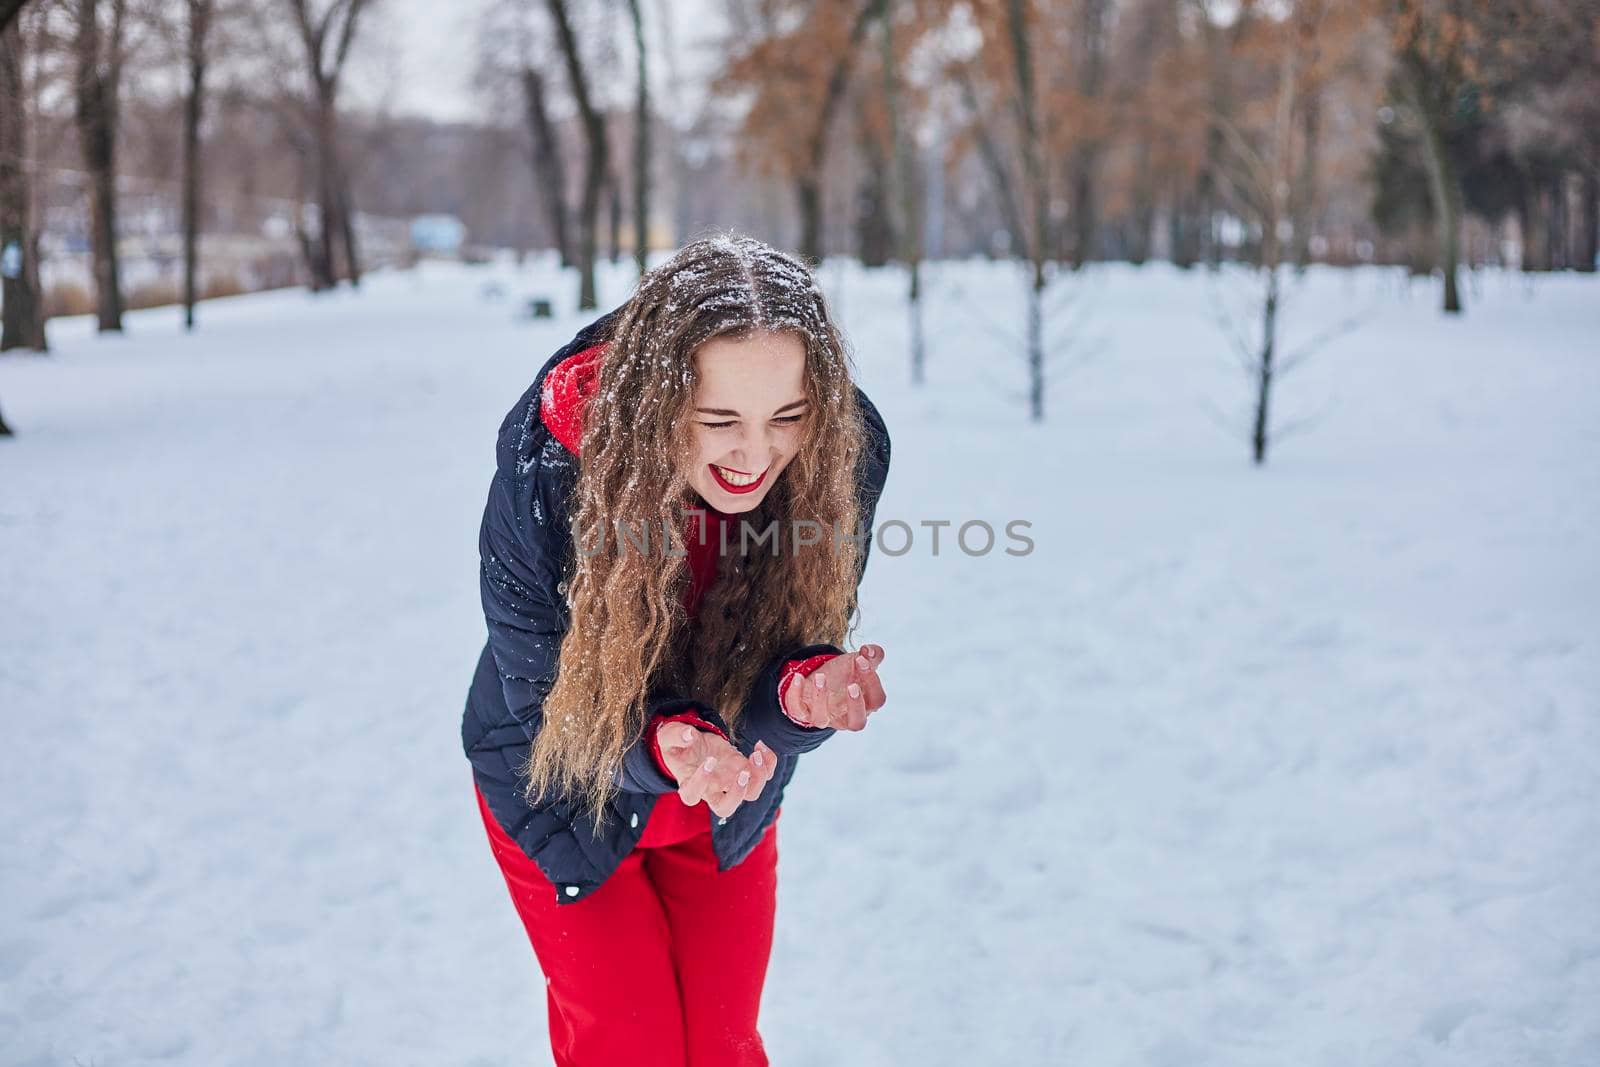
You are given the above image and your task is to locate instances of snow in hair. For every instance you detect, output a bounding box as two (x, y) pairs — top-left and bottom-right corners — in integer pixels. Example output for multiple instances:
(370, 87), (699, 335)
(653, 233), (832, 339)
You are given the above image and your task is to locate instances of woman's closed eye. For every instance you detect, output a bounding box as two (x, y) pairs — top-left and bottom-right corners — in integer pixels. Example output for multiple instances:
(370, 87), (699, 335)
(699, 414), (807, 430)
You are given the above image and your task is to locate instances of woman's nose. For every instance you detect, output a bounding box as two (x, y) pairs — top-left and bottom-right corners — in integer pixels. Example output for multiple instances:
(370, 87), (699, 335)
(733, 423), (775, 464)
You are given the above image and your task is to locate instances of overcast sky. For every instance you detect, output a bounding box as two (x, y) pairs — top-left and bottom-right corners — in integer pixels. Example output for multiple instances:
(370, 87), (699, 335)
(355, 0), (725, 125)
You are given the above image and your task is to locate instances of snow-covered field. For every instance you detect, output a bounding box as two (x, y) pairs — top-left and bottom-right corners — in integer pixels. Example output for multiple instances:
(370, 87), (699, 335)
(2, 255), (1596, 1066)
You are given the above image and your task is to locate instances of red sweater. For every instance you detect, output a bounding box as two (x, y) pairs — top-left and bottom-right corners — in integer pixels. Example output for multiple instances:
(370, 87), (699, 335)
(541, 341), (837, 844)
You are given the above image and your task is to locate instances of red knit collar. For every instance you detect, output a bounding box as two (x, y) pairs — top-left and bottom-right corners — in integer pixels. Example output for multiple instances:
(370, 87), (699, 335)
(540, 342), (606, 455)
(538, 339), (736, 522)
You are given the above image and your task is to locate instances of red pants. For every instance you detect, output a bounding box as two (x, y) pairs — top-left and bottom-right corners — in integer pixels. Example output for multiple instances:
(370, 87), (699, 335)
(474, 778), (781, 1066)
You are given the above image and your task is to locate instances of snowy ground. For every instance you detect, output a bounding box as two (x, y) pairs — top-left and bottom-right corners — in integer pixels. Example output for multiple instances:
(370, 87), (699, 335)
(2, 255), (1596, 1066)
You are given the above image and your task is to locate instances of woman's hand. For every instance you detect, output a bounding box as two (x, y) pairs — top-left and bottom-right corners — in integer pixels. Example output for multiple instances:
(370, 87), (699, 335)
(783, 643), (887, 732)
(655, 723), (777, 819)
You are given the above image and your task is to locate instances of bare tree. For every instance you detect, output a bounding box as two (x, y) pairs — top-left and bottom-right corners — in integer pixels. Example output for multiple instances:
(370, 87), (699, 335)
(2, 2), (47, 354)
(1390, 0), (1465, 312)
(877, 0), (926, 384)
(183, 0), (214, 328)
(1243, 30), (1298, 463)
(718, 0), (880, 265)
(1005, 0), (1049, 421)
(520, 66), (572, 267)
(942, 0), (1064, 421)
(797, 2), (877, 264)
(624, 0), (648, 274)
(74, 0), (128, 333)
(651, 0), (690, 248)
(1288, 0), (1323, 270)
(1193, 0), (1256, 270)
(952, 62), (1023, 251)
(606, 154), (621, 263)
(286, 0), (371, 290)
(1067, 0), (1108, 267)
(1204, 3), (1367, 464)
(2, 0), (41, 436)
(544, 0), (604, 307)
(545, 0), (605, 309)
(853, 84), (894, 266)
(476, 0), (575, 266)
(1383, 0), (1527, 312)
(1110, 0), (1185, 265)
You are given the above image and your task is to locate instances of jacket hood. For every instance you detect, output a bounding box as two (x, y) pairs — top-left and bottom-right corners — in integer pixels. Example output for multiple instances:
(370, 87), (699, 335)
(493, 309), (621, 481)
(539, 341), (607, 455)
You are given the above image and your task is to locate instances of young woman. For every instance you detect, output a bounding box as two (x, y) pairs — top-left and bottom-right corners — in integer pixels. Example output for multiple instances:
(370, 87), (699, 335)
(461, 233), (893, 1067)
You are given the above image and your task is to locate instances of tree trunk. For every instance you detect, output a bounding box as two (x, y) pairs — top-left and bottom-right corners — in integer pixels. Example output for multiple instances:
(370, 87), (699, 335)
(1548, 171), (1567, 271)
(794, 175), (821, 265)
(1068, 0), (1107, 268)
(182, 0), (210, 330)
(288, 0), (369, 289)
(1292, 82), (1321, 270)
(878, 0), (924, 385)
(1253, 45), (1296, 466)
(1402, 53), (1463, 312)
(1, 15), (47, 352)
(1171, 181), (1204, 268)
(1517, 183), (1540, 271)
(311, 101), (338, 290)
(75, 0), (125, 333)
(955, 66), (1022, 255)
(1197, 8), (1249, 271)
(797, 3), (876, 266)
(1026, 259), (1043, 422)
(520, 67), (572, 268)
(1253, 263), (1278, 465)
(626, 0), (649, 275)
(317, 90), (361, 287)
(1129, 139), (1155, 265)
(1, 0), (28, 33)
(854, 100), (894, 268)
(607, 160), (622, 264)
(1578, 169), (1598, 273)
(1196, 164), (1219, 268)
(1004, 0), (1047, 421)
(337, 160), (361, 286)
(88, 138), (121, 326)
(294, 197), (326, 288)
(546, 0), (606, 309)
(1068, 145), (1100, 268)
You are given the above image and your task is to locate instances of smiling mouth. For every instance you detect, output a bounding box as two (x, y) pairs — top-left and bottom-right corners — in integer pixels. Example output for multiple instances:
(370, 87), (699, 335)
(710, 463), (768, 493)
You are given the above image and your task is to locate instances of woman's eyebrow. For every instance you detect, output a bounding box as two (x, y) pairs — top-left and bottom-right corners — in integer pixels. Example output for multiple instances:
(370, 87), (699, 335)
(694, 398), (810, 417)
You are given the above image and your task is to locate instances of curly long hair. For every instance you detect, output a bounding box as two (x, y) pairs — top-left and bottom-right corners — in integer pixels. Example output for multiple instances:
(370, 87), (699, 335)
(519, 233), (871, 831)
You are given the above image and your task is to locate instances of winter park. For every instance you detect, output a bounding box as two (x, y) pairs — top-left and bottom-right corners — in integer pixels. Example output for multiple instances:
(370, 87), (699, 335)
(2, 1), (1598, 1066)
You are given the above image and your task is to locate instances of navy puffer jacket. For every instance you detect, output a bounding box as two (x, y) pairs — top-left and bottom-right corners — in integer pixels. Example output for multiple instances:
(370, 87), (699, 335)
(461, 308), (893, 904)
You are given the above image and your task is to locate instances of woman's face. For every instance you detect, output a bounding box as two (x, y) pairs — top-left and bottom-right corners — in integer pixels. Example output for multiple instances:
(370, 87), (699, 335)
(684, 329), (810, 514)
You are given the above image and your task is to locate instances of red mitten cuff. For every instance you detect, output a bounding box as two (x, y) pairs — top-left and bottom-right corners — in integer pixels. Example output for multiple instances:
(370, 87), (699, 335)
(649, 710), (731, 781)
(778, 653), (840, 724)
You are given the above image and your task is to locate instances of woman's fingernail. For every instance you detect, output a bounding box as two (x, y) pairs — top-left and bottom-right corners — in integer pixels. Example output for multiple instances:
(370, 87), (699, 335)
(815, 674), (826, 690)
(856, 655), (871, 671)
(703, 757), (717, 772)
(682, 728), (695, 743)
(847, 683), (861, 698)
(738, 771), (751, 786)
(753, 751), (764, 766)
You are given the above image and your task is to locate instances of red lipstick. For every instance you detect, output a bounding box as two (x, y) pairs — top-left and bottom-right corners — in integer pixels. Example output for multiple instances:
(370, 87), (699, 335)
(709, 463), (767, 495)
